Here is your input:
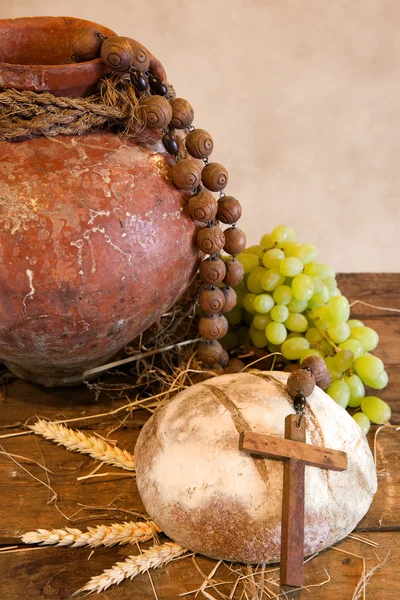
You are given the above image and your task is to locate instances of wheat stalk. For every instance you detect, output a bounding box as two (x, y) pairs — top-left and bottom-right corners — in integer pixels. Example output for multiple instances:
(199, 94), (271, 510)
(74, 541), (186, 595)
(30, 419), (135, 471)
(21, 520), (160, 548)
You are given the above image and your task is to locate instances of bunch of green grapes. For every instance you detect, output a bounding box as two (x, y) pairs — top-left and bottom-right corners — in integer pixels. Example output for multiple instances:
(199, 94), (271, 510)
(223, 225), (391, 435)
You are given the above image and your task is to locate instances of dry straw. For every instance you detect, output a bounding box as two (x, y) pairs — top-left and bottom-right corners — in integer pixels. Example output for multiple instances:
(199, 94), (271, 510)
(74, 542), (186, 595)
(30, 419), (135, 471)
(22, 520), (160, 548)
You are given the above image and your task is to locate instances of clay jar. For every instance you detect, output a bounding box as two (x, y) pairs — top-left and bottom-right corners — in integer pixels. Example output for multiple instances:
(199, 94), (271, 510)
(0, 17), (201, 386)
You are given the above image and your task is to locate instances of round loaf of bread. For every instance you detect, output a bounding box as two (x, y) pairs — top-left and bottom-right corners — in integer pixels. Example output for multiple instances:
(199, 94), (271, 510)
(135, 371), (377, 563)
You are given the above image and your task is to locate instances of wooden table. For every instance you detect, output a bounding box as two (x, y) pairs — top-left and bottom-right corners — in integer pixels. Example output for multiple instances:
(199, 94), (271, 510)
(1, 274), (399, 599)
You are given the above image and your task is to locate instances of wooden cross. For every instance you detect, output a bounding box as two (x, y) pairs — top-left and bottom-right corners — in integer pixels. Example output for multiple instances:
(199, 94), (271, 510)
(239, 414), (347, 587)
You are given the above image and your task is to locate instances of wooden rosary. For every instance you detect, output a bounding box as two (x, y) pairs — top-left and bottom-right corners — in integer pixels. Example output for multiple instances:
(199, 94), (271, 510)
(71, 28), (246, 372)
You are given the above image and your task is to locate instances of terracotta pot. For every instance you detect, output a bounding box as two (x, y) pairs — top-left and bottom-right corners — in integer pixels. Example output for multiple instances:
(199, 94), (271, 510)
(0, 17), (201, 386)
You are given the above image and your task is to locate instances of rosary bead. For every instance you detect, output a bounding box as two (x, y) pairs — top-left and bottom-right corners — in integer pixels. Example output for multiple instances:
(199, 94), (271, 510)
(301, 356), (332, 390)
(148, 75), (168, 96)
(201, 162), (228, 192)
(221, 286), (237, 313)
(130, 69), (148, 92)
(162, 132), (179, 155)
(72, 27), (104, 62)
(217, 196), (242, 224)
(197, 340), (224, 365)
(170, 98), (194, 129)
(199, 287), (226, 314)
(287, 369), (316, 399)
(101, 36), (133, 71)
(223, 227), (246, 255)
(224, 358), (245, 373)
(197, 225), (225, 254)
(224, 258), (244, 286)
(188, 191), (217, 222)
(199, 256), (226, 285)
(129, 40), (151, 71)
(210, 363), (225, 375)
(185, 129), (214, 159)
(141, 95), (172, 130)
(198, 314), (228, 340)
(219, 349), (230, 368)
(172, 158), (202, 191)
(293, 393), (307, 414)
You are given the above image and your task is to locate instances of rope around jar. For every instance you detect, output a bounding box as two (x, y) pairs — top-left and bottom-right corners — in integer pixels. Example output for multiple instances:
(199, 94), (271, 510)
(0, 28), (247, 373)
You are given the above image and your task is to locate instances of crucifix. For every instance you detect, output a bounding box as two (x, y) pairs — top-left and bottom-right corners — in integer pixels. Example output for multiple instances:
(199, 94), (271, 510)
(239, 403), (347, 588)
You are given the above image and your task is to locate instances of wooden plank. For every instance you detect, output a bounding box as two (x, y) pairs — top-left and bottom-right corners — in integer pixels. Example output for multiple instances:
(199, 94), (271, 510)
(337, 273), (400, 317)
(0, 532), (397, 599)
(239, 431), (348, 471)
(280, 414), (306, 587)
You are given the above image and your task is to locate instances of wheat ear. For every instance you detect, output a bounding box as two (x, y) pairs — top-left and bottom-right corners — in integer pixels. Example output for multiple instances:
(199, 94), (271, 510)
(21, 520), (160, 548)
(30, 419), (135, 471)
(74, 541), (186, 595)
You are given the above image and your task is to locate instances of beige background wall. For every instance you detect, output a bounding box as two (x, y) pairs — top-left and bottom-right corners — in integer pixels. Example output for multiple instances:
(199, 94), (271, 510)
(3, 1), (400, 272)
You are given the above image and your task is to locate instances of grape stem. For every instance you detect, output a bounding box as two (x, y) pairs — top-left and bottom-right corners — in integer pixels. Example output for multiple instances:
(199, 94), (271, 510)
(307, 314), (341, 353)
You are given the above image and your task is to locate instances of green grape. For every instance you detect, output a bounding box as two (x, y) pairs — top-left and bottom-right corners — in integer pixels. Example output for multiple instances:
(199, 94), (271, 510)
(352, 412), (371, 435)
(338, 339), (363, 359)
(347, 319), (364, 329)
(349, 326), (379, 352)
(354, 354), (384, 380)
(242, 293), (257, 314)
(330, 288), (341, 297)
(310, 305), (331, 329)
(292, 274), (314, 301)
(226, 305), (242, 326)
(304, 262), (330, 279)
(261, 268), (285, 291)
(285, 312), (308, 333)
(325, 356), (343, 380)
(361, 396), (391, 424)
(237, 252), (259, 274)
(247, 266), (267, 294)
(305, 327), (323, 346)
(270, 304), (290, 323)
(327, 380), (350, 409)
(324, 276), (337, 291)
(265, 322), (287, 345)
(291, 243), (318, 264)
(273, 285), (293, 305)
(243, 310), (254, 325)
(262, 248), (285, 269)
(280, 241), (299, 256)
(279, 257), (304, 277)
(281, 336), (310, 360)
(237, 326), (250, 345)
(243, 245), (265, 259)
(333, 349), (354, 372)
(253, 313), (272, 330)
(309, 285), (330, 308)
(271, 224), (296, 244)
(287, 297), (309, 313)
(344, 374), (365, 407)
(234, 279), (247, 293)
(260, 233), (274, 250)
(327, 295), (350, 322)
(361, 369), (389, 390)
(252, 293), (274, 314)
(221, 331), (239, 351)
(250, 328), (268, 348)
(327, 321), (351, 343)
(311, 277), (324, 294)
(287, 331), (303, 339)
(300, 348), (324, 361)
